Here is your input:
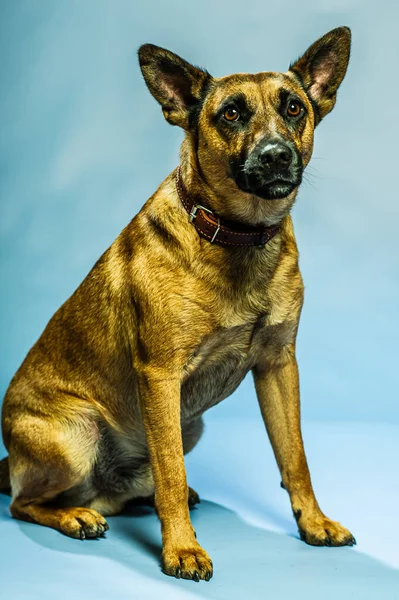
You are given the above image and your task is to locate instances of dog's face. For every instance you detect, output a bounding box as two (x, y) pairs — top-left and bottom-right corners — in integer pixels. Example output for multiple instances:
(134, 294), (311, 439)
(196, 72), (313, 201)
(139, 27), (351, 223)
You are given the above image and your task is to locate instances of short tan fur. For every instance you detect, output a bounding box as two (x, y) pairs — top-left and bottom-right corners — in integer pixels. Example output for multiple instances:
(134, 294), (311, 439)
(1, 27), (354, 582)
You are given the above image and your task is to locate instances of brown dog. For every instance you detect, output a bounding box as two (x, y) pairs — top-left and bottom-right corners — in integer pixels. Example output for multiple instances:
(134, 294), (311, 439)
(0, 26), (354, 582)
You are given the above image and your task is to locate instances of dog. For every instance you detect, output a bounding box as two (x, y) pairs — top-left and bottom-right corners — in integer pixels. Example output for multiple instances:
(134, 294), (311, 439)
(0, 26), (354, 582)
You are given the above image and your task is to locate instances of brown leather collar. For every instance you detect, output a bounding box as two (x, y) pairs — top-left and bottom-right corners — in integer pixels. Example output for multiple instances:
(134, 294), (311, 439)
(175, 167), (280, 248)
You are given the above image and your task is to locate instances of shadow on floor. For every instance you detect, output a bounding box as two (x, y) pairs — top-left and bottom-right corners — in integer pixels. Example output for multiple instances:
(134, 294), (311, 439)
(1, 493), (398, 600)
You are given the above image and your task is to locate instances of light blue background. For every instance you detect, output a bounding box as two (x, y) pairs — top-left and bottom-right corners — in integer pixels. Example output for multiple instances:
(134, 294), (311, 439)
(1, 1), (398, 436)
(1, 2), (399, 598)
(1, 0), (398, 428)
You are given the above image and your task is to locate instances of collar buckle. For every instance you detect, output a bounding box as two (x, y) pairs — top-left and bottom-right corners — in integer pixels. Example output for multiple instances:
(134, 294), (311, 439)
(189, 203), (214, 223)
(189, 203), (220, 244)
(177, 167), (280, 248)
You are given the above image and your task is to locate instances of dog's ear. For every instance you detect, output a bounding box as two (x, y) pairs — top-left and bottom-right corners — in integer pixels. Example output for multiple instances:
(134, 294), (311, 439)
(289, 26), (351, 124)
(138, 44), (212, 130)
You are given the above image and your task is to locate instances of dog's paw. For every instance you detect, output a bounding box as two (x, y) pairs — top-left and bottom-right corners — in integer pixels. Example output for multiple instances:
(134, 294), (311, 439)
(59, 507), (109, 540)
(162, 543), (213, 581)
(295, 510), (356, 547)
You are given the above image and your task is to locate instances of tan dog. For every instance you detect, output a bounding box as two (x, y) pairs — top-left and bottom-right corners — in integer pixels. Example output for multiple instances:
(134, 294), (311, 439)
(0, 26), (354, 582)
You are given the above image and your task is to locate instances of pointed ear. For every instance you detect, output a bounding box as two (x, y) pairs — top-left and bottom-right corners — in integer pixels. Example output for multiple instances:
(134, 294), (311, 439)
(138, 44), (212, 130)
(289, 27), (351, 124)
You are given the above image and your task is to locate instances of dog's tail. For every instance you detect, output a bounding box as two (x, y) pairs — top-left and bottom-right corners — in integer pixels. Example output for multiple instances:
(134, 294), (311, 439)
(0, 456), (10, 494)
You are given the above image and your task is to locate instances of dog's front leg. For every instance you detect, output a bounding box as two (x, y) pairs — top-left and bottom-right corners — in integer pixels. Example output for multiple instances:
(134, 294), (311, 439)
(252, 345), (356, 547)
(139, 369), (213, 581)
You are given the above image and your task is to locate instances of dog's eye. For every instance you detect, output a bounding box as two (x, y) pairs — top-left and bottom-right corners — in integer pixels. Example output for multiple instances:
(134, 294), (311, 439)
(287, 101), (303, 118)
(223, 107), (240, 121)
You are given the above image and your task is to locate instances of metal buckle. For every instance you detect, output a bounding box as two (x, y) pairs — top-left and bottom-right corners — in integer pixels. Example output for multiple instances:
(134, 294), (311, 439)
(210, 217), (221, 243)
(189, 203), (221, 244)
(189, 203), (214, 222)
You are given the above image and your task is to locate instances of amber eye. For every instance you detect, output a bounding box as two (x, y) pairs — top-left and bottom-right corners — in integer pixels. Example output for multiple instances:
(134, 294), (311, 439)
(223, 106), (240, 121)
(287, 101), (302, 117)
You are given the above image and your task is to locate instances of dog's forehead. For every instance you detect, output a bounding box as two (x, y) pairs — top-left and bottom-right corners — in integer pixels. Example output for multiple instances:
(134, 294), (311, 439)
(206, 71), (304, 108)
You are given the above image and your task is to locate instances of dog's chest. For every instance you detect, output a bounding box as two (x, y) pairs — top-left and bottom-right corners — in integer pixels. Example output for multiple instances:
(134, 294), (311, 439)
(180, 316), (267, 420)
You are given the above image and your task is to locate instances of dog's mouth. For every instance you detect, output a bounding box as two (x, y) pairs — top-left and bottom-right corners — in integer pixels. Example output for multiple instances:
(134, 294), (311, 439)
(229, 140), (303, 201)
(236, 177), (300, 201)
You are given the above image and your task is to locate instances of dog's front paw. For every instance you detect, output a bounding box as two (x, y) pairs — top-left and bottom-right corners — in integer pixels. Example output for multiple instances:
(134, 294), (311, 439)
(59, 508), (109, 540)
(295, 510), (356, 547)
(162, 542), (213, 581)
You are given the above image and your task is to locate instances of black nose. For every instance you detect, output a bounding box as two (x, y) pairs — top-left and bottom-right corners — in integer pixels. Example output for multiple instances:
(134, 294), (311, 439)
(259, 143), (293, 171)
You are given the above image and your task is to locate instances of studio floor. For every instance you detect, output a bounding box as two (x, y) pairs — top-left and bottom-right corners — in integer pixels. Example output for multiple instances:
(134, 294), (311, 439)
(1, 418), (398, 599)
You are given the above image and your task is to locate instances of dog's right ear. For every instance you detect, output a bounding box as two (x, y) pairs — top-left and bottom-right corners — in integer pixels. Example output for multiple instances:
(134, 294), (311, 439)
(289, 27), (351, 125)
(138, 44), (212, 130)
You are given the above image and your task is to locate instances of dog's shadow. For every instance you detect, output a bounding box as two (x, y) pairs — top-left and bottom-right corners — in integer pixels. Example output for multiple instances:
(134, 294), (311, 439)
(1, 493), (399, 599)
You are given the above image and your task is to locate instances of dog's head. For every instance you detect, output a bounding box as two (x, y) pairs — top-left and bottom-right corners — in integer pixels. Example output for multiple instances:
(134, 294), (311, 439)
(139, 27), (351, 224)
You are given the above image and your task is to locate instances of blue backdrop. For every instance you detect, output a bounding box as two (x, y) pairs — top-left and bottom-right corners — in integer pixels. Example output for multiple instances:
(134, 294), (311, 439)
(1, 0), (398, 456)
(2, 3), (399, 599)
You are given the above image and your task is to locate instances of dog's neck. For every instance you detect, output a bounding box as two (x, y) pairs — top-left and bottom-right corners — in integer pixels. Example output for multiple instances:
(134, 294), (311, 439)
(179, 136), (298, 230)
(176, 166), (281, 249)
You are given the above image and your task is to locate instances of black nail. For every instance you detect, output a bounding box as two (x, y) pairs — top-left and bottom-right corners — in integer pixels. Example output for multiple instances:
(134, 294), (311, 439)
(205, 571), (212, 581)
(175, 568), (181, 579)
(193, 571), (200, 582)
(80, 530), (85, 540)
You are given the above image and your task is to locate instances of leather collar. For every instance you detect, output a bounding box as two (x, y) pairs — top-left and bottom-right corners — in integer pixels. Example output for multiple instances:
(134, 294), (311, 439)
(175, 167), (280, 248)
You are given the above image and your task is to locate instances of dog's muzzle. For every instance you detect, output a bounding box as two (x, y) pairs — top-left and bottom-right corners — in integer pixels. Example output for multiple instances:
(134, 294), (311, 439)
(231, 137), (303, 200)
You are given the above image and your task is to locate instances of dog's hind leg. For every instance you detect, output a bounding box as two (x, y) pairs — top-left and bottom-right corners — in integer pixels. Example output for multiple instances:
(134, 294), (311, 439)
(8, 414), (109, 539)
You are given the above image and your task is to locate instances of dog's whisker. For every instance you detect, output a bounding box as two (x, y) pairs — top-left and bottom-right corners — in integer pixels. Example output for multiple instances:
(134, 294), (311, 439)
(302, 172), (319, 191)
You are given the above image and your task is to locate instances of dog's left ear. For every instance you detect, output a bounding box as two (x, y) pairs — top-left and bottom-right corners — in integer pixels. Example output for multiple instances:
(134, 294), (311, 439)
(138, 44), (212, 130)
(289, 26), (351, 124)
